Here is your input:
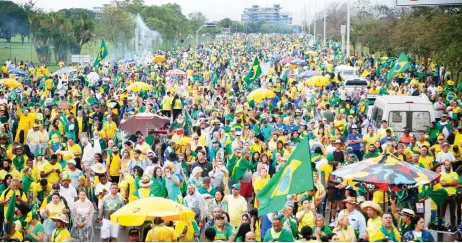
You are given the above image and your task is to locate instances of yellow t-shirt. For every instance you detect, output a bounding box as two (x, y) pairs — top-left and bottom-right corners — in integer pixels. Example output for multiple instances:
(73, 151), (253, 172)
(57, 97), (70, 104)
(107, 155), (121, 177)
(1, 189), (27, 216)
(372, 191), (389, 204)
(46, 201), (65, 218)
(369, 226), (401, 242)
(103, 121), (117, 139)
(145, 225), (178, 242)
(41, 162), (62, 185)
(51, 228), (71, 242)
(224, 195), (248, 227)
(334, 119), (346, 133)
(366, 216), (382, 239)
(296, 211), (315, 232)
(68, 144), (82, 156)
(0, 169), (21, 180)
(363, 133), (378, 148)
(418, 155), (434, 170)
(440, 171), (458, 195)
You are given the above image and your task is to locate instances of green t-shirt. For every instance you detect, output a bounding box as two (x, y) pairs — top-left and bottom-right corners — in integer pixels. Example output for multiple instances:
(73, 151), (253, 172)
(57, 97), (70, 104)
(25, 222), (45, 242)
(212, 225), (234, 241)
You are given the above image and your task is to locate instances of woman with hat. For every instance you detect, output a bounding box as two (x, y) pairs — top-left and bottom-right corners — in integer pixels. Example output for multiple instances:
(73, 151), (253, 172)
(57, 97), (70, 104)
(51, 213), (71, 242)
(136, 176), (153, 199)
(360, 200), (383, 240)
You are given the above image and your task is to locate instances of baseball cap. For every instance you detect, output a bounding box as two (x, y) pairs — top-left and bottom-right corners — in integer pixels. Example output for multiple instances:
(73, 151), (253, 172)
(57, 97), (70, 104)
(128, 228), (140, 236)
(351, 124), (358, 129)
(231, 184), (241, 190)
(67, 159), (76, 165)
(236, 131), (242, 136)
(202, 177), (211, 185)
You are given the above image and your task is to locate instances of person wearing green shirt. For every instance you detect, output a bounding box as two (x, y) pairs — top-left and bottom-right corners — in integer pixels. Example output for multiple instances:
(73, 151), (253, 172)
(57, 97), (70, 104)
(212, 214), (235, 241)
(24, 211), (45, 242)
(312, 214), (333, 238)
(145, 130), (154, 146)
(263, 217), (294, 242)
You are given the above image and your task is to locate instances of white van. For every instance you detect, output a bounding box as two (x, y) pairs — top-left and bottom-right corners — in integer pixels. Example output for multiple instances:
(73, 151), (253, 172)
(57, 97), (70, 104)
(368, 96), (435, 135)
(334, 65), (359, 80)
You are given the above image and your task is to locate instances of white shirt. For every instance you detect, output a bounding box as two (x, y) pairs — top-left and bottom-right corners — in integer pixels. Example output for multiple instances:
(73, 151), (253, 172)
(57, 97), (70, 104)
(82, 143), (95, 168)
(436, 151), (455, 162)
(434, 102), (445, 119)
(60, 184), (77, 209)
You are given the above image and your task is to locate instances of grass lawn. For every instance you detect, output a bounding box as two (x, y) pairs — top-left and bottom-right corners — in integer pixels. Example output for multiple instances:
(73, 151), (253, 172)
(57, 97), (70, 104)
(0, 35), (104, 72)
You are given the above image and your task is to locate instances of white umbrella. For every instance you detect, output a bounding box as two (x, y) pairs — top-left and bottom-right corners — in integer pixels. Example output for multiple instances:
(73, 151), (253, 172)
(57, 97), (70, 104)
(53, 67), (77, 75)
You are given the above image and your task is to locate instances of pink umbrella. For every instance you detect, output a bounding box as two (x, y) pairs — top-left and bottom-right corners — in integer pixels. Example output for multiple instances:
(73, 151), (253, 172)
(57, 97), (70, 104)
(279, 57), (296, 65)
(166, 69), (186, 77)
(119, 113), (170, 135)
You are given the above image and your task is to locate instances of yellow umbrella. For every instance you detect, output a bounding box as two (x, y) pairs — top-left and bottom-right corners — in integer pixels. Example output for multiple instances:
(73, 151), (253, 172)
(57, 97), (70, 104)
(110, 197), (195, 226)
(0, 78), (22, 88)
(152, 55), (166, 63)
(125, 82), (153, 92)
(305, 76), (330, 87)
(247, 88), (276, 102)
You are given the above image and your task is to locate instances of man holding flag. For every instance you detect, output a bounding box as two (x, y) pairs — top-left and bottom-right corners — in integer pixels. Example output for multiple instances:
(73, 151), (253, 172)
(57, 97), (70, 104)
(94, 40), (109, 67)
(0, 178), (27, 236)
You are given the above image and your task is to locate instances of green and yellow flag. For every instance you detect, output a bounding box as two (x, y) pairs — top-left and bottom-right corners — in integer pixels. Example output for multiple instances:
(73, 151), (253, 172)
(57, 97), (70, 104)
(257, 137), (314, 216)
(94, 40), (109, 67)
(387, 52), (410, 81)
(243, 57), (262, 85)
(5, 192), (16, 234)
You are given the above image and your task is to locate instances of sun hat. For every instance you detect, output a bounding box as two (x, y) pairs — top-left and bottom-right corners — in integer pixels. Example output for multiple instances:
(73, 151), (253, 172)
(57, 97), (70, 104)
(91, 163), (107, 174)
(51, 213), (69, 224)
(360, 201), (383, 216)
(139, 176), (153, 187)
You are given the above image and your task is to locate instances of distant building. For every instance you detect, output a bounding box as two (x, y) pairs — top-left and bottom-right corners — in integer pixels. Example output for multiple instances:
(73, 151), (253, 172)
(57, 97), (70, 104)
(92, 0), (122, 17)
(241, 4), (293, 25)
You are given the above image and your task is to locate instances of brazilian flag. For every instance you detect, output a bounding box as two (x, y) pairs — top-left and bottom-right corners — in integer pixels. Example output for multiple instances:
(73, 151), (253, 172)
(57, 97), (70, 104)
(94, 40), (109, 67)
(257, 137), (314, 216)
(387, 53), (410, 81)
(4, 192), (16, 234)
(243, 57), (262, 85)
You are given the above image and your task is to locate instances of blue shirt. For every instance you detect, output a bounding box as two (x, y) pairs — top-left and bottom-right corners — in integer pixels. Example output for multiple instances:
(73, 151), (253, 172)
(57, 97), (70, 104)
(379, 136), (396, 145)
(260, 125), (274, 142)
(275, 123), (286, 131)
(286, 124), (300, 133)
(347, 133), (362, 151)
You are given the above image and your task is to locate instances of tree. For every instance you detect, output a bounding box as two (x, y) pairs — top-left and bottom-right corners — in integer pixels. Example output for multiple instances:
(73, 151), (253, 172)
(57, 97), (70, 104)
(96, 6), (135, 57)
(57, 9), (96, 54)
(188, 12), (208, 33)
(0, 1), (29, 42)
(28, 13), (53, 64)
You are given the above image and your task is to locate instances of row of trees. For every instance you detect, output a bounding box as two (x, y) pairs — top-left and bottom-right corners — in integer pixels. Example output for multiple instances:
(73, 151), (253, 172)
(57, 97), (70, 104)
(0, 0), (296, 64)
(311, 0), (461, 76)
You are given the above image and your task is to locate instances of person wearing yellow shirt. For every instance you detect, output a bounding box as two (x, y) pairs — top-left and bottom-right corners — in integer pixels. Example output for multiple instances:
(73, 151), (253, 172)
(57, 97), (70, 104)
(161, 92), (173, 117)
(439, 160), (459, 226)
(377, 120), (395, 139)
(40, 155), (62, 185)
(32, 179), (53, 204)
(296, 199), (316, 233)
(418, 146), (435, 170)
(67, 139), (82, 157)
(102, 116), (117, 141)
(145, 218), (178, 242)
(50, 213), (71, 242)
(363, 126), (378, 150)
(0, 159), (21, 180)
(368, 213), (401, 242)
(107, 145), (121, 182)
(15, 106), (36, 143)
(360, 201), (383, 241)
(1, 64), (8, 78)
(134, 135), (150, 160)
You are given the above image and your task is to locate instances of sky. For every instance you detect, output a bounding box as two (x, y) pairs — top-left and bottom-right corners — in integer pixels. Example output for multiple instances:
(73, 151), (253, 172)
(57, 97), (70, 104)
(14, 0), (395, 24)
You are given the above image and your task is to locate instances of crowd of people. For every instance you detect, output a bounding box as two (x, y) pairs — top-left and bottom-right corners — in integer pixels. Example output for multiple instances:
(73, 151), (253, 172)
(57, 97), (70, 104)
(0, 34), (460, 242)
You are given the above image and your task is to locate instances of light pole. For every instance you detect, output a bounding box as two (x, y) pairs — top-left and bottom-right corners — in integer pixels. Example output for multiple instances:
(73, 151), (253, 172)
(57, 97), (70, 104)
(323, 0), (327, 47)
(346, 0), (351, 58)
(196, 25), (206, 46)
(313, 0), (316, 44)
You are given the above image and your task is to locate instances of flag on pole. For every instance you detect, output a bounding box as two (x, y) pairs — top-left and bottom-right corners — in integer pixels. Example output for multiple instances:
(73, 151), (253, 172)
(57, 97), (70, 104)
(387, 53), (410, 81)
(257, 137), (314, 216)
(243, 57), (262, 85)
(94, 40), (109, 67)
(4, 192), (16, 234)
(184, 111), (195, 131)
